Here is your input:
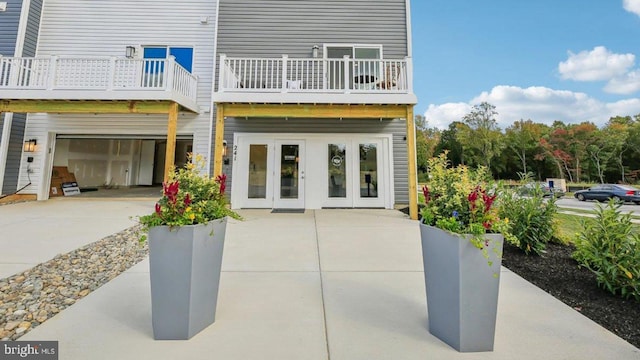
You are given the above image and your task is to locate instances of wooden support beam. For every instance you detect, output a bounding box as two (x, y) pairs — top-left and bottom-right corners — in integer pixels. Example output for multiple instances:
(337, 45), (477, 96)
(0, 100), (173, 114)
(213, 104), (225, 176)
(163, 102), (179, 182)
(222, 103), (408, 119)
(406, 105), (418, 220)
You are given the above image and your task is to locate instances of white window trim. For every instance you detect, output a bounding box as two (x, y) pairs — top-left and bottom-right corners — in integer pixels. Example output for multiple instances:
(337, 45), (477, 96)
(322, 44), (384, 59)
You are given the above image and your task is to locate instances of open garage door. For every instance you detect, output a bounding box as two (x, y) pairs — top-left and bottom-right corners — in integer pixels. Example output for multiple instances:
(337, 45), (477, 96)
(52, 135), (193, 192)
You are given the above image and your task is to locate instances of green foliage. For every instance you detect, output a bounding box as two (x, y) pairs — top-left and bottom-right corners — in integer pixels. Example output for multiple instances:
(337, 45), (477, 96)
(499, 181), (560, 255)
(572, 201), (640, 301)
(456, 102), (505, 170)
(138, 154), (241, 239)
(421, 152), (515, 255)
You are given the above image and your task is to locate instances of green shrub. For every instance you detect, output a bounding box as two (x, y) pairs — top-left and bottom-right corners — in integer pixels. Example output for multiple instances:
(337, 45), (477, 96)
(572, 201), (640, 301)
(498, 184), (559, 255)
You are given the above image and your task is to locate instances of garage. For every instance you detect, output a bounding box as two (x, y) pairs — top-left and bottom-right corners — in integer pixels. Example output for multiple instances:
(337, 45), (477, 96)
(50, 135), (193, 196)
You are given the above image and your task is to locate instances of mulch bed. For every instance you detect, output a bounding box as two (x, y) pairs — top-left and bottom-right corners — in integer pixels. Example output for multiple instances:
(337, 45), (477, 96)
(502, 242), (640, 349)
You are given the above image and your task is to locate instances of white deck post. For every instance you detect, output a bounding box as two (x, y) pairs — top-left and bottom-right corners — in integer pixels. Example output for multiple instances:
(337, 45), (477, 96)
(281, 55), (288, 93)
(107, 57), (117, 90)
(343, 55), (350, 94)
(165, 56), (176, 91)
(218, 54), (226, 92)
(47, 56), (58, 90)
(405, 56), (413, 93)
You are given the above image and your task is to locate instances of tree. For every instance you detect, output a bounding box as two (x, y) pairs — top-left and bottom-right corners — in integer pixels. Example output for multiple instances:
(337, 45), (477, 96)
(537, 128), (574, 181)
(504, 119), (545, 175)
(456, 102), (504, 170)
(567, 122), (598, 182)
(434, 121), (465, 166)
(605, 116), (633, 183)
(414, 115), (440, 175)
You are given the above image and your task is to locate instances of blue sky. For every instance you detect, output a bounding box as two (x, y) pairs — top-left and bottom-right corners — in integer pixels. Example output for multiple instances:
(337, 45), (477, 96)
(411, 0), (640, 129)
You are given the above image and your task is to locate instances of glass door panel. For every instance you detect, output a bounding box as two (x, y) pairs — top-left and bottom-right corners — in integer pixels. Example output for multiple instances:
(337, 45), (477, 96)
(248, 144), (268, 199)
(328, 144), (347, 198)
(359, 143), (378, 198)
(279, 144), (299, 199)
(274, 140), (305, 208)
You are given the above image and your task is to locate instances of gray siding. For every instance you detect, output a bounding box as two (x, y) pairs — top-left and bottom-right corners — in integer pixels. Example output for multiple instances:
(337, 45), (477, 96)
(215, 0), (411, 205)
(2, 114), (26, 194)
(22, 0), (43, 57)
(216, 0), (409, 90)
(0, 0), (22, 56)
(223, 118), (409, 205)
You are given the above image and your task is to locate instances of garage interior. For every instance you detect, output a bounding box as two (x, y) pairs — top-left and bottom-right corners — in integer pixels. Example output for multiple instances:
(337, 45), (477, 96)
(50, 136), (193, 198)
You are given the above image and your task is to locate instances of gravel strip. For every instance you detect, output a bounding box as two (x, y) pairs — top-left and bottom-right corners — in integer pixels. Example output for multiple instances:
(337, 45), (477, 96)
(0, 226), (148, 340)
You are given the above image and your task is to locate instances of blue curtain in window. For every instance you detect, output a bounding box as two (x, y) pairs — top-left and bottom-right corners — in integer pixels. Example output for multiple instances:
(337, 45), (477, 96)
(169, 48), (193, 73)
(143, 47), (167, 74)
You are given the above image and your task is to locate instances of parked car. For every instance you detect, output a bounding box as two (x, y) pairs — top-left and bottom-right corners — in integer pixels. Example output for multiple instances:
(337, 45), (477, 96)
(573, 184), (640, 204)
(518, 182), (565, 198)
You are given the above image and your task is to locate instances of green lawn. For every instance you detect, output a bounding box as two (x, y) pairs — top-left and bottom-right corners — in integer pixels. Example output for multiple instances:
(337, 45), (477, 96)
(555, 213), (585, 243)
(555, 211), (640, 243)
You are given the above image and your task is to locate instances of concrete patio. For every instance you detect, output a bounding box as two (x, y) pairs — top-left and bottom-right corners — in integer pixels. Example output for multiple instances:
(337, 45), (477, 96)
(2, 199), (639, 359)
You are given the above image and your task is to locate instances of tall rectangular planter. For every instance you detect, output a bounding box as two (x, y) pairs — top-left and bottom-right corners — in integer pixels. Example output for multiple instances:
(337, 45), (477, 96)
(148, 218), (227, 340)
(420, 224), (503, 352)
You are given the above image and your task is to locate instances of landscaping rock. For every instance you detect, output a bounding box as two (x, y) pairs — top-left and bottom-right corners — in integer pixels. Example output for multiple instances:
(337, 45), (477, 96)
(0, 225), (148, 340)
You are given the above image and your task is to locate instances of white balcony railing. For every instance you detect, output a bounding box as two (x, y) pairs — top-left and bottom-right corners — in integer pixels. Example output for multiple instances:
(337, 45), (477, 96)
(218, 55), (413, 94)
(0, 55), (198, 101)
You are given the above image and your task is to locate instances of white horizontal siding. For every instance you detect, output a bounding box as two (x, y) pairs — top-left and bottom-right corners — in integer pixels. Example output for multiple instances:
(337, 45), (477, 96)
(19, 113), (211, 196)
(20, 0), (217, 197)
(36, 0), (217, 107)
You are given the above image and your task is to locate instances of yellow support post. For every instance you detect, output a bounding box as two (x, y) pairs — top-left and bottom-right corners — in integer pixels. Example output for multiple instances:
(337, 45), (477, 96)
(406, 105), (418, 220)
(163, 102), (179, 182)
(213, 104), (225, 176)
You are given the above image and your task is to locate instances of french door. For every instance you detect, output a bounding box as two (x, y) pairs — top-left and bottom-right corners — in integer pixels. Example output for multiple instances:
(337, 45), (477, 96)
(233, 134), (390, 210)
(274, 140), (305, 209)
(235, 138), (305, 209)
(324, 139), (385, 208)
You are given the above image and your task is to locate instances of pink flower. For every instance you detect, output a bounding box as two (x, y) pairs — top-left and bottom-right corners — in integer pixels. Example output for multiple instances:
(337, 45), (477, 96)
(215, 174), (227, 195)
(184, 193), (192, 206)
(483, 192), (497, 213)
(422, 185), (430, 204)
(155, 203), (162, 216)
(163, 181), (180, 204)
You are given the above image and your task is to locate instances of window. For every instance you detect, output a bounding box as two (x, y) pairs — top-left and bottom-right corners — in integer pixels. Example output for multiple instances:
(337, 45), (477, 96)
(143, 46), (193, 73)
(323, 44), (382, 90)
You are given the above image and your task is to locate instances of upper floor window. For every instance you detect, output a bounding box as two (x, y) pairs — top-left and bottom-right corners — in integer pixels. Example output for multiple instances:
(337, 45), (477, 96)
(143, 46), (193, 73)
(323, 44), (383, 90)
(323, 44), (383, 60)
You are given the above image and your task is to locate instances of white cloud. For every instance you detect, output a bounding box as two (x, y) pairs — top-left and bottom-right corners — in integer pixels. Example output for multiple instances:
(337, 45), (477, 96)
(423, 102), (471, 129)
(624, 0), (640, 16)
(423, 85), (640, 130)
(558, 46), (635, 81)
(604, 70), (640, 94)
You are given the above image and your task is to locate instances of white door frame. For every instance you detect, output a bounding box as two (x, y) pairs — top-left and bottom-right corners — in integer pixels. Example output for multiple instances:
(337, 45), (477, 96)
(231, 133), (394, 210)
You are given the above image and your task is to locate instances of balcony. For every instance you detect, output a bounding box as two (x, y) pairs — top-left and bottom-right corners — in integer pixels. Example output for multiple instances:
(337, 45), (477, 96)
(214, 55), (416, 105)
(0, 56), (199, 112)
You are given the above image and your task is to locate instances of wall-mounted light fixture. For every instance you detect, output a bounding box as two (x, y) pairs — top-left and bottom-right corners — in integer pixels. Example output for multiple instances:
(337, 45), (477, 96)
(312, 45), (320, 58)
(222, 140), (229, 165)
(125, 46), (136, 59)
(23, 139), (37, 152)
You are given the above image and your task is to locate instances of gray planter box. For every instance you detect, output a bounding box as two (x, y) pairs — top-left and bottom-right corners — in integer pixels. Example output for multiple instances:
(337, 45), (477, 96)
(420, 224), (503, 352)
(148, 218), (227, 340)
